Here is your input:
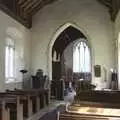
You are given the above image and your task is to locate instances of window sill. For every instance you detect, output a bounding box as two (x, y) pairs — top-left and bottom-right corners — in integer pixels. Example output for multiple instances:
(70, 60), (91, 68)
(5, 78), (22, 84)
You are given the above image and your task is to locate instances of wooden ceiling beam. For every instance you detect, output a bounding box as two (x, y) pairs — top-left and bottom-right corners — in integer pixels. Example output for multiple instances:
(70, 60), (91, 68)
(0, 0), (58, 28)
(26, 0), (43, 15)
(30, 0), (56, 15)
(24, 0), (39, 12)
(0, 2), (32, 28)
(21, 0), (32, 8)
(17, 0), (25, 5)
(31, 1), (44, 15)
(1, 0), (119, 29)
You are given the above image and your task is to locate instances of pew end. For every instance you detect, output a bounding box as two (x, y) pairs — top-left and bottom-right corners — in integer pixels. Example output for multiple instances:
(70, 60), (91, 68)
(0, 88), (49, 120)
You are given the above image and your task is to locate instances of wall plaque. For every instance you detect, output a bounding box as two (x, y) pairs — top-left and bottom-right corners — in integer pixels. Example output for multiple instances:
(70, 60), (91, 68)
(94, 65), (101, 77)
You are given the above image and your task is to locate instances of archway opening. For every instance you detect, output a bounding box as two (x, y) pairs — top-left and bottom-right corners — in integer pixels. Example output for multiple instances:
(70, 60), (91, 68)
(52, 26), (92, 83)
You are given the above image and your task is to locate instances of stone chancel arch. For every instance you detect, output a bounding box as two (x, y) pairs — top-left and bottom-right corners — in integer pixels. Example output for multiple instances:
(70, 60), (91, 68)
(31, 0), (115, 87)
(47, 23), (92, 81)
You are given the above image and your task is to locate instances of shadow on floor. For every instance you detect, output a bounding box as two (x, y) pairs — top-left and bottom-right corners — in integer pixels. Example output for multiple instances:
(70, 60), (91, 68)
(39, 105), (65, 120)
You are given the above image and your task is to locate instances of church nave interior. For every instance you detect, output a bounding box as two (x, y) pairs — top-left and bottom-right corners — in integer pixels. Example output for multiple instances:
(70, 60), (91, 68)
(0, 0), (119, 120)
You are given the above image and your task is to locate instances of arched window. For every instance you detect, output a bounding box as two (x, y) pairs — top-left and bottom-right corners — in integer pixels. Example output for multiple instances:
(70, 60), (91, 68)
(5, 27), (24, 83)
(5, 37), (15, 83)
(73, 39), (91, 73)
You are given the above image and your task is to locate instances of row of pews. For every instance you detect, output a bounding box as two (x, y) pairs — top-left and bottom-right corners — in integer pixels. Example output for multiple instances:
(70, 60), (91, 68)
(58, 112), (109, 120)
(57, 102), (120, 120)
(0, 88), (49, 120)
(75, 90), (120, 106)
(58, 90), (120, 120)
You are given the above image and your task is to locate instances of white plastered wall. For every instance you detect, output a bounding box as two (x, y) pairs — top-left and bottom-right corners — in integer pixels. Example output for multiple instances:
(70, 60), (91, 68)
(31, 0), (115, 88)
(115, 10), (120, 89)
(0, 11), (31, 91)
(0, 0), (116, 91)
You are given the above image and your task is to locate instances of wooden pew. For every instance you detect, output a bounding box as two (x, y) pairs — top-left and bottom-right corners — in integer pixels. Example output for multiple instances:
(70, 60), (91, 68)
(57, 112), (109, 120)
(6, 90), (35, 117)
(1, 99), (10, 120)
(59, 90), (120, 120)
(0, 88), (49, 120)
(13, 88), (49, 112)
(65, 102), (120, 120)
(0, 95), (17, 120)
(0, 93), (24, 120)
(5, 88), (49, 118)
(75, 90), (120, 105)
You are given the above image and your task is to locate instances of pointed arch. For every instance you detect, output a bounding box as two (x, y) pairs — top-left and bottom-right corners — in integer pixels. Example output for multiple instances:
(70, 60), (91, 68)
(47, 22), (92, 80)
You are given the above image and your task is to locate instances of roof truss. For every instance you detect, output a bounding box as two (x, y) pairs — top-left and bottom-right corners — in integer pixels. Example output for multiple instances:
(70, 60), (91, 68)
(0, 0), (56, 28)
(0, 0), (119, 28)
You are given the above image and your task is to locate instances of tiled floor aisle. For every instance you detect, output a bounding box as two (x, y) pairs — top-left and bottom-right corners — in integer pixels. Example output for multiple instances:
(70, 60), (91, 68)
(38, 91), (75, 120)
(39, 105), (65, 120)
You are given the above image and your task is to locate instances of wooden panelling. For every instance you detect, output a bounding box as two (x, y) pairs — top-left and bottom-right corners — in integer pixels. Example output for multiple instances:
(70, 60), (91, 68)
(0, 0), (57, 28)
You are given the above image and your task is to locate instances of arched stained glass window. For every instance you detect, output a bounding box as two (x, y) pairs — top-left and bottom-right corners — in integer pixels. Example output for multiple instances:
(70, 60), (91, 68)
(73, 39), (91, 73)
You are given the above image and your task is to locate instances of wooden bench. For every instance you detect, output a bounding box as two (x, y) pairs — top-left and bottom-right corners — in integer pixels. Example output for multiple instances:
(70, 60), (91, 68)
(0, 88), (49, 120)
(75, 90), (120, 104)
(57, 112), (109, 120)
(64, 102), (120, 120)
(0, 93), (22, 120)
(7, 89), (49, 117)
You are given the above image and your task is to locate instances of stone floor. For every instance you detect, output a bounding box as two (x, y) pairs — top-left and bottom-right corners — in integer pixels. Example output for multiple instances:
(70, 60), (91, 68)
(37, 91), (75, 119)
(27, 90), (76, 120)
(39, 103), (65, 120)
(27, 100), (66, 120)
